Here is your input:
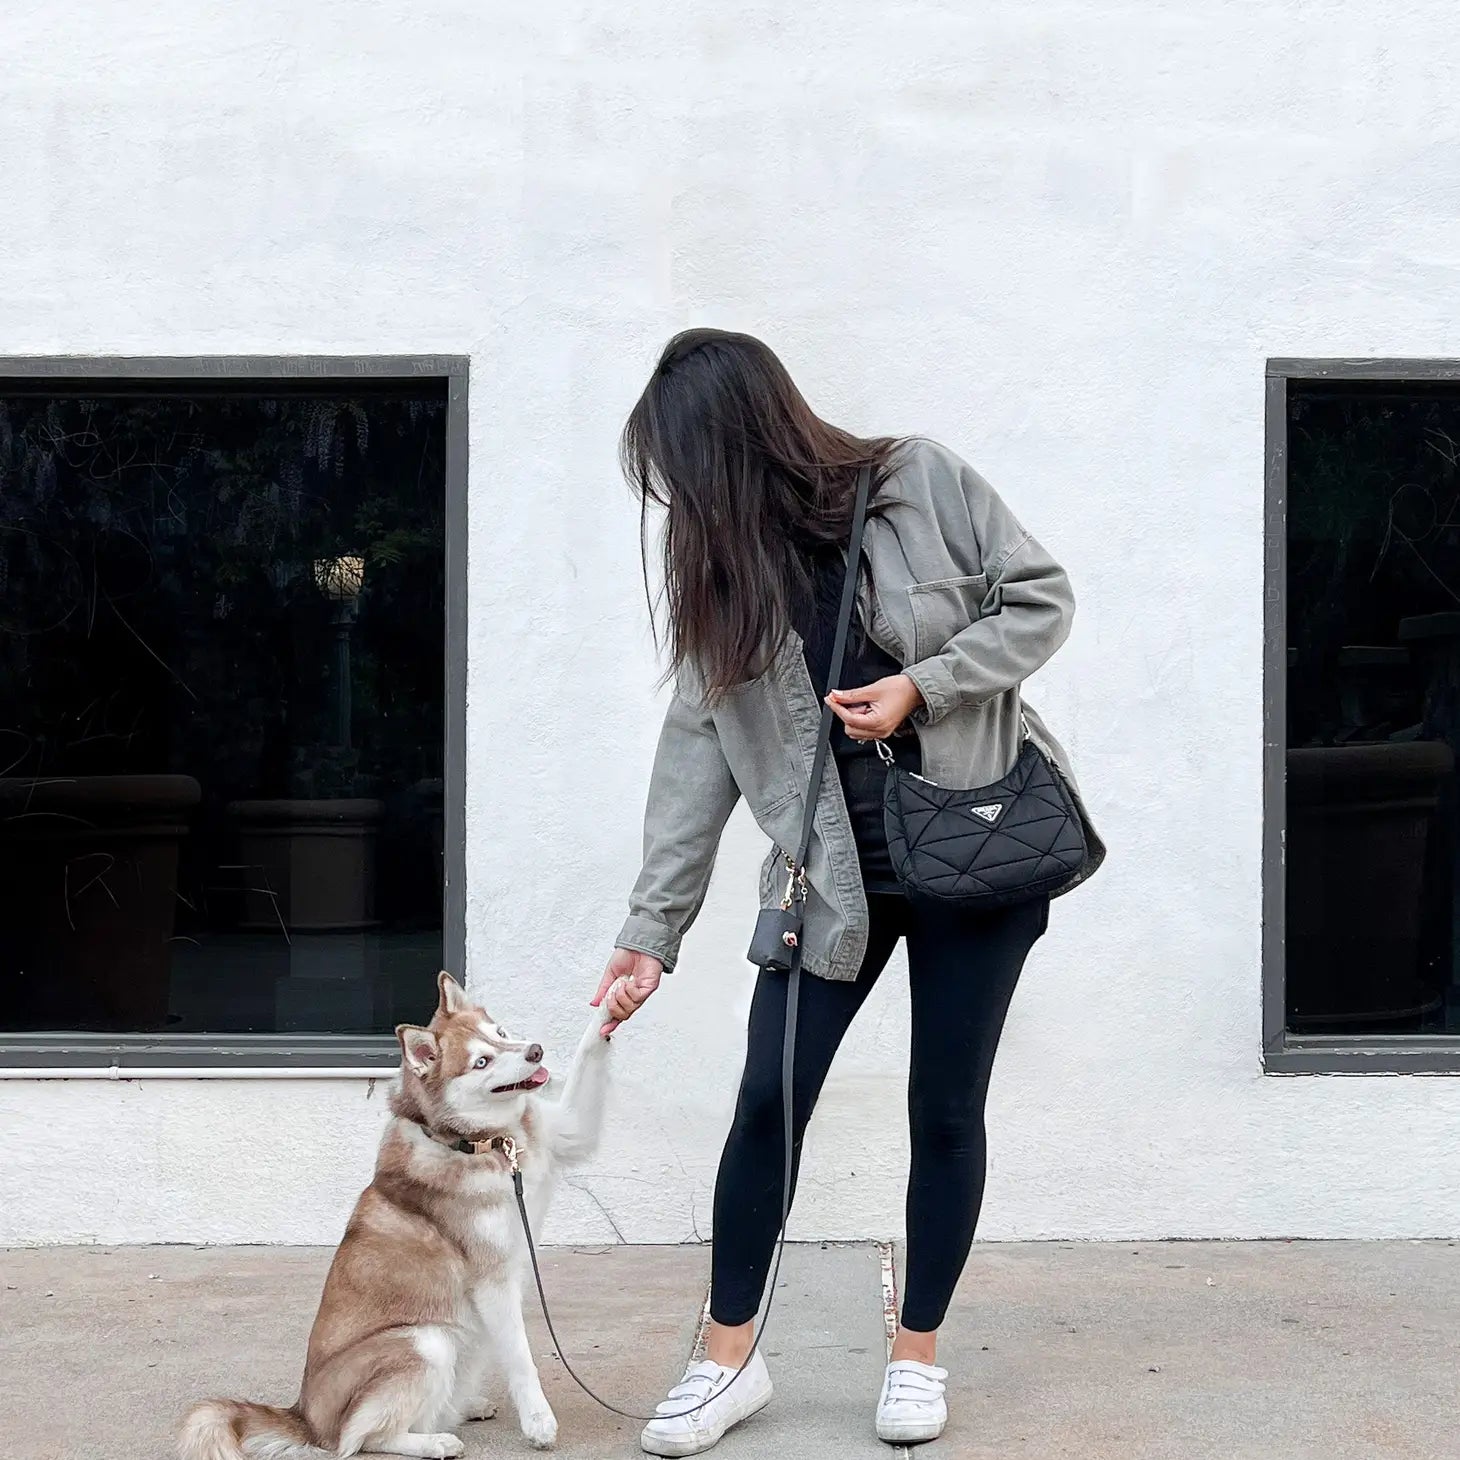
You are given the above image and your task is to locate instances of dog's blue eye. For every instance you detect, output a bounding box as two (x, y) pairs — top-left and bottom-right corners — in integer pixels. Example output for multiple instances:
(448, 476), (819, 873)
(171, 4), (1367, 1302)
(474, 1055), (490, 1070)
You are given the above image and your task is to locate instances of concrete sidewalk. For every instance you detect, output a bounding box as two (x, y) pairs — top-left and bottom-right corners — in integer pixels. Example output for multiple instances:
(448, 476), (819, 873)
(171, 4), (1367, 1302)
(2, 1239), (1456, 1460)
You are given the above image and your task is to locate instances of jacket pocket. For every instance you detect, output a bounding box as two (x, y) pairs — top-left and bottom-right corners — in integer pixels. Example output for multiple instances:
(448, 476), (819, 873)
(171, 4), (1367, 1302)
(906, 573), (988, 661)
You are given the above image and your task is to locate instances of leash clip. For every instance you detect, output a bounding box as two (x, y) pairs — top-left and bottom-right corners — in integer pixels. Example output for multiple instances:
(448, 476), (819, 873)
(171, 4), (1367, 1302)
(780, 855), (807, 911)
(499, 1135), (520, 1173)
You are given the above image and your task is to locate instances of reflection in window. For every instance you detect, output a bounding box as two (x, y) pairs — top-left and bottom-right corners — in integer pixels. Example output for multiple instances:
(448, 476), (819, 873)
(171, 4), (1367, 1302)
(1286, 382), (1460, 1035)
(0, 384), (446, 1036)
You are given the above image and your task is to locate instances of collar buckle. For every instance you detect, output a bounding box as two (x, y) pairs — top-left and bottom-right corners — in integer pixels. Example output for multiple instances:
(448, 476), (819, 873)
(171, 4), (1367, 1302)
(431, 1123), (521, 1170)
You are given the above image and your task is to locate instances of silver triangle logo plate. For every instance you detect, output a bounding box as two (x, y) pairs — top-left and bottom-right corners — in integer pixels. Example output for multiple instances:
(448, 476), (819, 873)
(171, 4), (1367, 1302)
(969, 803), (1003, 824)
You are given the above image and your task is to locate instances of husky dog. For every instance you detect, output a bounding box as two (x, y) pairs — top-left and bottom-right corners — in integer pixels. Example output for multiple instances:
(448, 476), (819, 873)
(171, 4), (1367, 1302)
(179, 972), (613, 1458)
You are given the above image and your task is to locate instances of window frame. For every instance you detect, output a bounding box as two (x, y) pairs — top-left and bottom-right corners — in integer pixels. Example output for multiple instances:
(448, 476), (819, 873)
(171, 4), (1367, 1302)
(0, 354), (469, 1074)
(1265, 357), (1460, 1075)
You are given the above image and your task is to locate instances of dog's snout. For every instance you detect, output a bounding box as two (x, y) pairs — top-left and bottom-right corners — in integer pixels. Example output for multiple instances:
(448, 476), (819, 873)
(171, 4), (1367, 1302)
(525, 1043), (543, 1064)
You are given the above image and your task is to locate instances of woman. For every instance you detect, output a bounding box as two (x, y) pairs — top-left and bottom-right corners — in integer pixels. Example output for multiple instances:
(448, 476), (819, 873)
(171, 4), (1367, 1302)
(591, 329), (1101, 1455)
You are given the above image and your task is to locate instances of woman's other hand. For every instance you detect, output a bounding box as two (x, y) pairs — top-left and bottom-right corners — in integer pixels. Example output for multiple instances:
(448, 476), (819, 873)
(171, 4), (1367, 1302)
(591, 948), (665, 1035)
(826, 673), (924, 741)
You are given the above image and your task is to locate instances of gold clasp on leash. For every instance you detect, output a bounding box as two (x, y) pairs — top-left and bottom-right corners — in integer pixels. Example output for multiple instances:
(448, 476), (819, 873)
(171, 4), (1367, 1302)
(498, 1135), (520, 1173)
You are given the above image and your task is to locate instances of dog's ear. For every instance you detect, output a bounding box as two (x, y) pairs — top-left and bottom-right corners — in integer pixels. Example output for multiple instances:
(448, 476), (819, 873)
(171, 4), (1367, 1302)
(396, 1024), (440, 1076)
(436, 970), (470, 1017)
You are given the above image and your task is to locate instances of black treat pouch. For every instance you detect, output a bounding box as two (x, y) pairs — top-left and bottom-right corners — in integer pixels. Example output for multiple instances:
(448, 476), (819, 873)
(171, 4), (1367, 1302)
(747, 906), (803, 973)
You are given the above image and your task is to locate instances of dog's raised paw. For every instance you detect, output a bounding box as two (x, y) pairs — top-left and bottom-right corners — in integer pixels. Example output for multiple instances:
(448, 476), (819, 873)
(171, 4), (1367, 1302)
(521, 1406), (558, 1450)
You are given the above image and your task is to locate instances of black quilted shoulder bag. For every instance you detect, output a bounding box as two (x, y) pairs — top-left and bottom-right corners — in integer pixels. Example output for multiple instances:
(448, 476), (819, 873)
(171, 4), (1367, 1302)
(876, 722), (1086, 908)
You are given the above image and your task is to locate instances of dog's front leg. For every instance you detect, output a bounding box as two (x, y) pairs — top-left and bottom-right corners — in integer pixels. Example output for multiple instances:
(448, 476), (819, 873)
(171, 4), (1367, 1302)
(483, 1281), (556, 1450)
(547, 1008), (613, 1166)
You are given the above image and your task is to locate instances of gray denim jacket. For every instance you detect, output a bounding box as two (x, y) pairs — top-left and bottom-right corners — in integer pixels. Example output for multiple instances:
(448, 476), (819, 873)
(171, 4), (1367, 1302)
(615, 438), (1105, 981)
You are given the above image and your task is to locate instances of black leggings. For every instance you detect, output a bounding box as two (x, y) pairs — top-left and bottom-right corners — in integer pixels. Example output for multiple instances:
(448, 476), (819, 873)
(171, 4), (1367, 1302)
(709, 892), (1047, 1333)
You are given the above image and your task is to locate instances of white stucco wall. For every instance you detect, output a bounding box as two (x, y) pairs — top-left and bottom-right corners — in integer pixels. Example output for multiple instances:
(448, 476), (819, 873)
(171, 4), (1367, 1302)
(4, 0), (1460, 1247)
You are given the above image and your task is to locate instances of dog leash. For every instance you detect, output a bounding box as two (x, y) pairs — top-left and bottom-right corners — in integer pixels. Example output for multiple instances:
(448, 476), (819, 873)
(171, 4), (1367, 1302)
(509, 960), (798, 1422)
(509, 465), (872, 1422)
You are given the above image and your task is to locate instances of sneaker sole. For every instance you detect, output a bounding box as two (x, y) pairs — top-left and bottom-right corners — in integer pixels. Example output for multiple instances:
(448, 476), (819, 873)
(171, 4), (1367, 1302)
(876, 1414), (947, 1444)
(640, 1388), (773, 1457)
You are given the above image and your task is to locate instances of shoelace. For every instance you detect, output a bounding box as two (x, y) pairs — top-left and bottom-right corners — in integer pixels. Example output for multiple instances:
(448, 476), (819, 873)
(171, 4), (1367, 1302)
(884, 1366), (948, 1405)
(655, 1364), (725, 1418)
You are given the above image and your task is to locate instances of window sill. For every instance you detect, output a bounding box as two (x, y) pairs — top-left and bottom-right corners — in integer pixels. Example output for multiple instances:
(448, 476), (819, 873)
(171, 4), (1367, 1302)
(0, 1033), (400, 1075)
(1264, 1036), (1460, 1075)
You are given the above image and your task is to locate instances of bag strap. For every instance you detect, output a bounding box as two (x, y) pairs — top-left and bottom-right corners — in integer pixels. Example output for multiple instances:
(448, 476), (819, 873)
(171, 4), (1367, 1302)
(791, 462), (875, 874)
(512, 464), (875, 1422)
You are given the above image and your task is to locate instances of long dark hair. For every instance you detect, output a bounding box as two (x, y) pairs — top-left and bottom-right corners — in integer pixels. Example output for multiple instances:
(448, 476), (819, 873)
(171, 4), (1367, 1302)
(622, 328), (903, 699)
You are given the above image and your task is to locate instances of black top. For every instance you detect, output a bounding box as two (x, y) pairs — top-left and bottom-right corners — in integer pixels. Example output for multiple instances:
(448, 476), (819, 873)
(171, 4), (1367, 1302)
(795, 545), (922, 894)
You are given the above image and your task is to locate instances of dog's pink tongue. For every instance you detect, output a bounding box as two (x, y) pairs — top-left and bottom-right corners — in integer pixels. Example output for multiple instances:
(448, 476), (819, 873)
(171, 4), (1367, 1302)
(527, 1066), (550, 1087)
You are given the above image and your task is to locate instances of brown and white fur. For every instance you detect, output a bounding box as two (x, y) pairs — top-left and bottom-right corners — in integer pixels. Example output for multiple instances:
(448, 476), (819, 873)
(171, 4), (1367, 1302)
(179, 971), (613, 1459)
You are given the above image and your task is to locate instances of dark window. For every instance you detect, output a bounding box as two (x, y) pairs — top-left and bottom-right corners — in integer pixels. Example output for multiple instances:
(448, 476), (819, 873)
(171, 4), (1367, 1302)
(0, 381), (448, 1042)
(1285, 379), (1460, 1038)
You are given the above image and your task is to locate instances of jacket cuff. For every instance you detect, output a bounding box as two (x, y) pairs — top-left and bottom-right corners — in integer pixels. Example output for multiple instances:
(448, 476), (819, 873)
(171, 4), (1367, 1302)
(904, 656), (959, 727)
(614, 913), (682, 973)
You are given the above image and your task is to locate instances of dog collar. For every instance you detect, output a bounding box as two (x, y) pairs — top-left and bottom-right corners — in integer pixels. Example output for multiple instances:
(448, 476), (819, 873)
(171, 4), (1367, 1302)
(427, 1126), (520, 1168)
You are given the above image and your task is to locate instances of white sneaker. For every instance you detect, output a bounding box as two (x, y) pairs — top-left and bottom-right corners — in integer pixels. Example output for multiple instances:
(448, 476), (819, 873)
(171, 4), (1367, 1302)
(875, 1359), (948, 1444)
(639, 1352), (774, 1457)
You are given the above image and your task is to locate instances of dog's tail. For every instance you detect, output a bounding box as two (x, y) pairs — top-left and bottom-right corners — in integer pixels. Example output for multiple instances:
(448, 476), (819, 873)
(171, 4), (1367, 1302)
(178, 1398), (323, 1460)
